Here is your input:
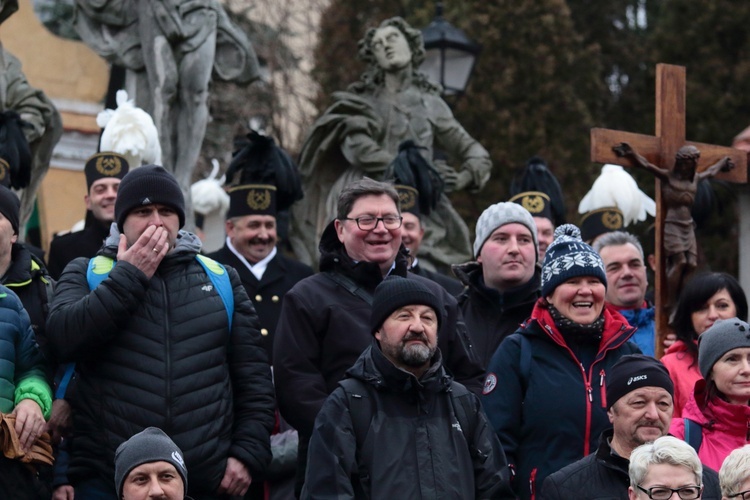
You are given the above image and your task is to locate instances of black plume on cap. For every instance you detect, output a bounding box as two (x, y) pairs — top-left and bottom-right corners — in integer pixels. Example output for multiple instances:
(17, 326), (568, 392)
(385, 140), (443, 216)
(0, 111), (31, 189)
(510, 156), (566, 226)
(225, 131), (303, 213)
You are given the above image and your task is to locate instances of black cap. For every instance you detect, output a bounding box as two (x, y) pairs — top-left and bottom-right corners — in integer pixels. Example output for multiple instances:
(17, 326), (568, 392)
(84, 152), (129, 190)
(580, 207), (624, 243)
(395, 184), (420, 216)
(0, 185), (19, 234)
(226, 184), (277, 218)
(606, 354), (674, 409)
(509, 191), (553, 221)
(371, 276), (442, 333)
(115, 165), (185, 231)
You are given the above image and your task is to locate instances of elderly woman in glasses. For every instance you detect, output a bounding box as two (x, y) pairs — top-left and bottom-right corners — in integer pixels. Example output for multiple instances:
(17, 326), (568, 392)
(629, 436), (704, 500)
(719, 445), (750, 500)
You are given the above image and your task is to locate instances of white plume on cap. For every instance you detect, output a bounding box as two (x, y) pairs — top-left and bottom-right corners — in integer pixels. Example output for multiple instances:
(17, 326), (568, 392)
(191, 159), (230, 216)
(97, 90), (161, 169)
(578, 164), (656, 226)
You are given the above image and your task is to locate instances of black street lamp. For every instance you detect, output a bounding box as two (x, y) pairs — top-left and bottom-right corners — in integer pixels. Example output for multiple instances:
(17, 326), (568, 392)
(420, 2), (480, 96)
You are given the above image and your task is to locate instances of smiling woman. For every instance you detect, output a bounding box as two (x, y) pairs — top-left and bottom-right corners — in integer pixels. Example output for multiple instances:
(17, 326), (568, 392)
(481, 224), (641, 499)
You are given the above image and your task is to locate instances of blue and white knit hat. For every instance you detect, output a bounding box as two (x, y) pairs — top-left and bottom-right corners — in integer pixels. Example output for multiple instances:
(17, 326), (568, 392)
(541, 224), (606, 297)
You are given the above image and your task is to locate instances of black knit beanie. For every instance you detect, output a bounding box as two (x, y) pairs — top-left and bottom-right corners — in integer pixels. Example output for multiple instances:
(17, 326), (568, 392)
(0, 185), (20, 235)
(371, 276), (442, 333)
(606, 354), (674, 409)
(115, 165), (185, 231)
(114, 427), (188, 498)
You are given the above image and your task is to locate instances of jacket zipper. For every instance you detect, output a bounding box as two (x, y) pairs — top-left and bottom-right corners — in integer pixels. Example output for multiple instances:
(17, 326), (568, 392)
(529, 467), (537, 500)
(600, 369), (607, 408)
(746, 419), (750, 441)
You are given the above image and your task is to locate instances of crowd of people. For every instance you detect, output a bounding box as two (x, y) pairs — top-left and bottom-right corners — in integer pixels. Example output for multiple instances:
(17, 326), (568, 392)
(0, 11), (749, 500)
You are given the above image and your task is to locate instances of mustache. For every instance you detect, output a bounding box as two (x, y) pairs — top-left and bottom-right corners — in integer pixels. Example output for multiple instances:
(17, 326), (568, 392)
(403, 332), (428, 343)
(247, 236), (275, 245)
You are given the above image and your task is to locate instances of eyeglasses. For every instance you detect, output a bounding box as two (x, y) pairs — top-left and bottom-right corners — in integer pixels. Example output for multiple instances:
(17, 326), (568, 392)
(728, 490), (750, 499)
(636, 484), (703, 500)
(342, 216), (403, 231)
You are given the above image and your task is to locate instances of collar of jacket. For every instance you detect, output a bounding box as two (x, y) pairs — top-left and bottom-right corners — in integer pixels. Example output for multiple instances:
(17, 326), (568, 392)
(595, 428), (630, 477)
(687, 379), (750, 432)
(526, 300), (635, 353)
(2, 242), (35, 285)
(347, 339), (450, 396)
(457, 262), (541, 308)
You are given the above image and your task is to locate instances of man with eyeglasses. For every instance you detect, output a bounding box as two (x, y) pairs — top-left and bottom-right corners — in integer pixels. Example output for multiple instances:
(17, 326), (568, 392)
(628, 436), (705, 499)
(273, 177), (484, 496)
(541, 355), (721, 499)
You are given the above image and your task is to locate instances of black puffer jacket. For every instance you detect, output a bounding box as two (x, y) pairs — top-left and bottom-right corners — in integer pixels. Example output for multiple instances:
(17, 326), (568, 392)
(540, 429), (723, 500)
(273, 222), (484, 440)
(454, 261), (540, 368)
(303, 343), (514, 499)
(46, 229), (275, 496)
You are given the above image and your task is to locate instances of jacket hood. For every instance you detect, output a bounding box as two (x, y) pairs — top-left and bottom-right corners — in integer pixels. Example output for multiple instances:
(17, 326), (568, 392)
(102, 223), (202, 257)
(683, 378), (750, 431)
(345, 340), (451, 395)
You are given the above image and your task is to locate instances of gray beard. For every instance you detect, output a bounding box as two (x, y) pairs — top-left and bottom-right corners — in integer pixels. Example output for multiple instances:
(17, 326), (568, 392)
(399, 342), (435, 367)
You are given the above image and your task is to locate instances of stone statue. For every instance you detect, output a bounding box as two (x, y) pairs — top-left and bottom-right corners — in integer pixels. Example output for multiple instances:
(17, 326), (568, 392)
(613, 142), (733, 307)
(0, 0), (62, 236)
(290, 17), (491, 270)
(73, 0), (260, 212)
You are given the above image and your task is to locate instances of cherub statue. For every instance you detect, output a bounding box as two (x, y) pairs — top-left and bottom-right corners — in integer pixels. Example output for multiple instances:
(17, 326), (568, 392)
(613, 142), (733, 307)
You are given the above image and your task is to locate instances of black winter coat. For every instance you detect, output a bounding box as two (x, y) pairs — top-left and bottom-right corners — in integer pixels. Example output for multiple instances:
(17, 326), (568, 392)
(411, 261), (464, 296)
(47, 214), (110, 279)
(46, 230), (275, 497)
(207, 245), (313, 359)
(303, 343), (514, 499)
(540, 429), (722, 500)
(273, 222), (484, 440)
(454, 261), (540, 369)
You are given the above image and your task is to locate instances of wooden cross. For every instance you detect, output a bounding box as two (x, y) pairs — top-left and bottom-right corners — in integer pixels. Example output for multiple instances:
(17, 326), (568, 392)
(590, 63), (747, 358)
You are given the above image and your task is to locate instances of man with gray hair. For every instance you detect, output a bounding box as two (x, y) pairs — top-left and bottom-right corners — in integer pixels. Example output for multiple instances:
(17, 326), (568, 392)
(453, 202), (540, 368)
(593, 231), (656, 356)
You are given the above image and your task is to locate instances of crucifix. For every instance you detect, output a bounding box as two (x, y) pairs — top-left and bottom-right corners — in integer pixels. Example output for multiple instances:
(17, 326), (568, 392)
(590, 63), (747, 358)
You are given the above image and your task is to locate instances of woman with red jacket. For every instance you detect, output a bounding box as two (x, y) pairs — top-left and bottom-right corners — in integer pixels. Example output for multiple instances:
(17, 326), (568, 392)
(662, 272), (748, 418)
(482, 224), (640, 500)
(669, 317), (750, 471)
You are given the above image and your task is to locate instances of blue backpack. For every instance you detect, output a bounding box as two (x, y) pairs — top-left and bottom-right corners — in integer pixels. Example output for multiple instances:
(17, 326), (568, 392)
(56, 254), (234, 399)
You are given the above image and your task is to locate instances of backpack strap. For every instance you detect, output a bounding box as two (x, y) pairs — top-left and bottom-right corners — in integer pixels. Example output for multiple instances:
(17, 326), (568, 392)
(195, 254), (234, 331)
(325, 272), (373, 305)
(448, 381), (477, 446)
(338, 377), (373, 497)
(683, 418), (703, 453)
(518, 334), (532, 393)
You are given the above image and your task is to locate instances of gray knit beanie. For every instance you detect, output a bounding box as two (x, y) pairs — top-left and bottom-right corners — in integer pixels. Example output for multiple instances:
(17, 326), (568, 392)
(114, 427), (188, 498)
(371, 276), (442, 333)
(698, 317), (750, 379)
(473, 202), (538, 259)
(541, 224), (607, 297)
(115, 165), (186, 231)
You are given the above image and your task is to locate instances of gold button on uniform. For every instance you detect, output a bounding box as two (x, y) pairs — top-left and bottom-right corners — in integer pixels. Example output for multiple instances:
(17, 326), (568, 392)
(272, 295), (280, 303)
(255, 294), (262, 302)
(261, 328), (269, 336)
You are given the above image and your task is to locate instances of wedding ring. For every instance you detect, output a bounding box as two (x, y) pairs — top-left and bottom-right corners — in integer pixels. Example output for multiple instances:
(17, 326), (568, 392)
(153, 247), (159, 253)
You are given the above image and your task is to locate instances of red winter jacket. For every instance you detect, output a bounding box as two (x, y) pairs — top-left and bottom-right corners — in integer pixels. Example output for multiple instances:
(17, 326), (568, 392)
(661, 339), (702, 418)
